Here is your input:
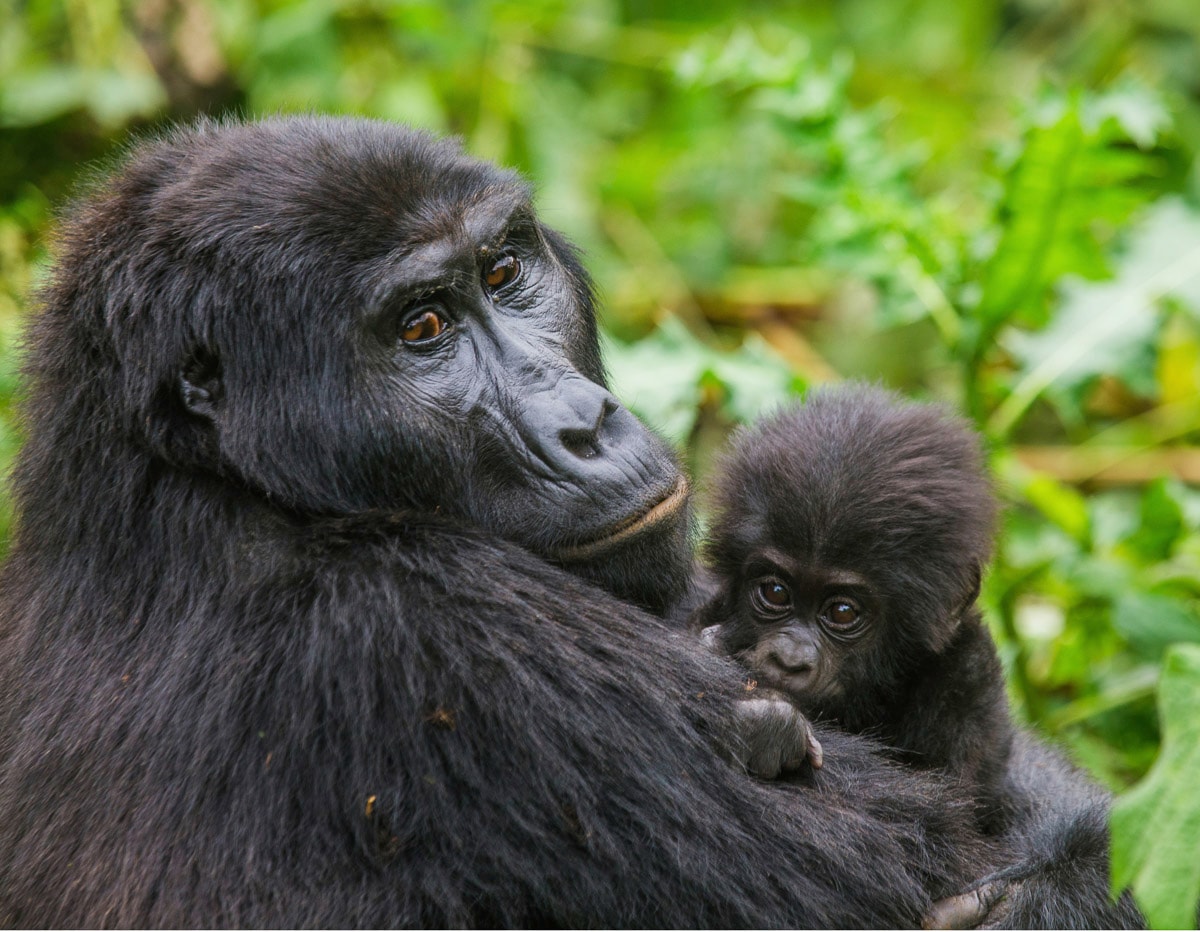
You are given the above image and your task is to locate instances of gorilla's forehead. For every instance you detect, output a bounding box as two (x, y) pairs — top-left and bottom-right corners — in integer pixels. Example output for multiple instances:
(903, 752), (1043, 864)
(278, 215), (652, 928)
(151, 117), (532, 255)
(385, 188), (531, 264)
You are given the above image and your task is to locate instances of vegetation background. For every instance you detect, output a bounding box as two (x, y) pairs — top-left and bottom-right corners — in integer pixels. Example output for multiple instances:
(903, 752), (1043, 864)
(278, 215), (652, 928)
(2, 0), (1199, 925)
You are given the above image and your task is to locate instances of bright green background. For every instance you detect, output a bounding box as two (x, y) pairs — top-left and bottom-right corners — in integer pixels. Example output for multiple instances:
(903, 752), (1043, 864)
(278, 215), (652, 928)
(3, 1), (1200, 925)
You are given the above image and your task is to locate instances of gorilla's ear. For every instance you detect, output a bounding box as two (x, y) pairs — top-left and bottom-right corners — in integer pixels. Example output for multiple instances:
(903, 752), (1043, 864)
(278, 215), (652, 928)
(180, 350), (222, 422)
(146, 348), (224, 470)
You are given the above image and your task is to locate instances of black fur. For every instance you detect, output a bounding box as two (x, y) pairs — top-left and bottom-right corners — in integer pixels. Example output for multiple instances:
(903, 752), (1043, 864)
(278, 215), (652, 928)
(0, 117), (990, 927)
(980, 732), (1145, 928)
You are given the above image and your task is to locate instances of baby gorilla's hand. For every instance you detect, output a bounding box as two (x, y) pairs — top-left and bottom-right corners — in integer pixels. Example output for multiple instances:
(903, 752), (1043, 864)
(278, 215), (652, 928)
(728, 688), (824, 779)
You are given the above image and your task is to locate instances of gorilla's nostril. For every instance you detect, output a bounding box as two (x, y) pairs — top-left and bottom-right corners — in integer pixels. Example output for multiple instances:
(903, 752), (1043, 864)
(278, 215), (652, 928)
(560, 429), (601, 459)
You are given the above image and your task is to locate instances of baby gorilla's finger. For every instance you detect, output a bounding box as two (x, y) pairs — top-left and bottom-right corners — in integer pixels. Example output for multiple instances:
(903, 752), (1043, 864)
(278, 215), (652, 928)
(805, 730), (823, 770)
(780, 719), (822, 772)
(699, 624), (722, 651)
(922, 880), (1005, 930)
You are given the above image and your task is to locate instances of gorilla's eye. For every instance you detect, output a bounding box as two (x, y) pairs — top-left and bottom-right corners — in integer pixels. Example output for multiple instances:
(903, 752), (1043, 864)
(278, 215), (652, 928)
(400, 309), (448, 344)
(821, 598), (862, 631)
(484, 254), (521, 290)
(751, 577), (792, 617)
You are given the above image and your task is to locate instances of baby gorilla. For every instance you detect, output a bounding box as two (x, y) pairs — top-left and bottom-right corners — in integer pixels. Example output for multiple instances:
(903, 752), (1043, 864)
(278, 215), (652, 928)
(696, 384), (1014, 829)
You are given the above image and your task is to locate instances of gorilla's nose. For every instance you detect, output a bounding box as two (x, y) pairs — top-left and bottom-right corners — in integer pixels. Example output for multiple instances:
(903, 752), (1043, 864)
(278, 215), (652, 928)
(559, 398), (617, 460)
(520, 371), (678, 498)
(768, 639), (819, 678)
(770, 654), (814, 680)
(767, 654), (817, 698)
(528, 375), (625, 469)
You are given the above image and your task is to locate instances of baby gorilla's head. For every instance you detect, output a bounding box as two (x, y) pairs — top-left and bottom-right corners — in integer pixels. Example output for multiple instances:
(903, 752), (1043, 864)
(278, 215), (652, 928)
(698, 384), (996, 725)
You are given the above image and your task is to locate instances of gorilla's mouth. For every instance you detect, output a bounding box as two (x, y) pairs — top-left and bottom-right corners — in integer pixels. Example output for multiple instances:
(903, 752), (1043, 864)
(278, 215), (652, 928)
(553, 475), (689, 562)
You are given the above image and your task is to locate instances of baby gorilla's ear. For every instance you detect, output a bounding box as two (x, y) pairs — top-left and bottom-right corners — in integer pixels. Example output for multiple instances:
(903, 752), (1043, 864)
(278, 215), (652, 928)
(922, 564), (983, 654)
(959, 565), (983, 614)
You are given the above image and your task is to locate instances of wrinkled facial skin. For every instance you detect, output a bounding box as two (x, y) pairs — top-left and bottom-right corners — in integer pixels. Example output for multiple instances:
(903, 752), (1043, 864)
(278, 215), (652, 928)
(352, 197), (686, 560)
(715, 548), (882, 711)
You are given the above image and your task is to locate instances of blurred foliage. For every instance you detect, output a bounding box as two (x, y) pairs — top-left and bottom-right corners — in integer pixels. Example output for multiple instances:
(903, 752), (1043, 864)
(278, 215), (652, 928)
(2, 0), (1200, 924)
(1112, 644), (1200, 930)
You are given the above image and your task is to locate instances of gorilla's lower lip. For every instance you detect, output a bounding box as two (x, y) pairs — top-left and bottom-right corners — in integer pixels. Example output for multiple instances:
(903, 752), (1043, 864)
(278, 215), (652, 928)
(552, 475), (689, 562)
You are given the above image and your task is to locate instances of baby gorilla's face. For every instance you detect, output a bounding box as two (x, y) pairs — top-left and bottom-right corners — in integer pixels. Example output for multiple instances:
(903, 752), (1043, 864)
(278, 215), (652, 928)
(717, 549), (882, 711)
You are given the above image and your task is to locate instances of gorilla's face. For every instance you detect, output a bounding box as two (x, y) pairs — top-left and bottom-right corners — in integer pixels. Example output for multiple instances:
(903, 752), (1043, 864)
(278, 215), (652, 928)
(347, 186), (688, 562)
(123, 120), (685, 590)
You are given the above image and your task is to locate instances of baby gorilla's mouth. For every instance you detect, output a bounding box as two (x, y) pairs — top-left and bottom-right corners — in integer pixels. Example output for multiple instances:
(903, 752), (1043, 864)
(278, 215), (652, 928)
(552, 475), (689, 563)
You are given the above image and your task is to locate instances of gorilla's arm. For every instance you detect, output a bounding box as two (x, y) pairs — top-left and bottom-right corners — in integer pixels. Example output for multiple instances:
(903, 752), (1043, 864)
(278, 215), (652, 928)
(928, 730), (1143, 929)
(290, 516), (989, 927)
(0, 510), (988, 927)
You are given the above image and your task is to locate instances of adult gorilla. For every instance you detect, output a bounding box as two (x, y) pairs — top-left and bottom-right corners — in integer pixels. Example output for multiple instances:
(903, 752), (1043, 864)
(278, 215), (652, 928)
(1, 116), (995, 927)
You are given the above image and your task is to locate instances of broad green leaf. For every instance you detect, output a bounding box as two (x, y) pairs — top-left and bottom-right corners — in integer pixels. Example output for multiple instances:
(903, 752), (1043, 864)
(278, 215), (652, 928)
(1112, 645), (1200, 929)
(83, 71), (167, 129)
(1112, 592), (1200, 657)
(603, 318), (798, 442)
(973, 89), (1169, 348)
(0, 65), (164, 128)
(1021, 472), (1092, 545)
(0, 66), (88, 126)
(1158, 312), (1200, 406)
(1067, 553), (1135, 601)
(706, 333), (803, 423)
(992, 199), (1200, 436)
(974, 99), (1089, 332)
(1083, 79), (1171, 149)
(1122, 480), (1186, 563)
(602, 321), (707, 443)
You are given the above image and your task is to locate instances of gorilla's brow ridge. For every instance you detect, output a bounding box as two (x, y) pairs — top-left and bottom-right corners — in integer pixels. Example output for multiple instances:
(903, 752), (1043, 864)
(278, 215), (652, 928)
(366, 195), (534, 307)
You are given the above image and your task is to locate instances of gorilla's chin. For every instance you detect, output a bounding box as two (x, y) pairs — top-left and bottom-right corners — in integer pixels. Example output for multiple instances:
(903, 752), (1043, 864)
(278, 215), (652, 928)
(552, 475), (689, 564)
(553, 488), (694, 616)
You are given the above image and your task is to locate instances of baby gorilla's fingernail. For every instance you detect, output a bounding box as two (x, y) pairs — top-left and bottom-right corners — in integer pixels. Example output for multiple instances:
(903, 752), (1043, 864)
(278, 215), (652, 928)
(808, 736), (824, 769)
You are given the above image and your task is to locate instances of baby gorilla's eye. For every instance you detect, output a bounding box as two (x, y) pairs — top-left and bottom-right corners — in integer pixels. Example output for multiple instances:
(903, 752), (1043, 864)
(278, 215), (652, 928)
(821, 598), (863, 631)
(750, 577), (792, 618)
(400, 309), (448, 344)
(484, 254), (521, 290)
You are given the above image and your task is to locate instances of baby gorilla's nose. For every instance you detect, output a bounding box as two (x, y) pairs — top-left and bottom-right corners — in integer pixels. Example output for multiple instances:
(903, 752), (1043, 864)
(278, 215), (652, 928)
(768, 637), (819, 674)
(764, 635), (821, 696)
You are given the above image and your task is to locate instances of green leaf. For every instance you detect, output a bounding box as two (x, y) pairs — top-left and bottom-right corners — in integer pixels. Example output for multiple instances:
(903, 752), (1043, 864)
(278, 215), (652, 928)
(602, 321), (706, 443)
(603, 318), (799, 443)
(0, 66), (164, 128)
(1112, 644), (1200, 929)
(972, 88), (1170, 347)
(1112, 592), (1200, 657)
(706, 333), (803, 424)
(1083, 79), (1171, 149)
(0, 66), (89, 126)
(992, 198), (1200, 436)
(1021, 472), (1092, 545)
(974, 97), (1089, 332)
(1123, 480), (1187, 563)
